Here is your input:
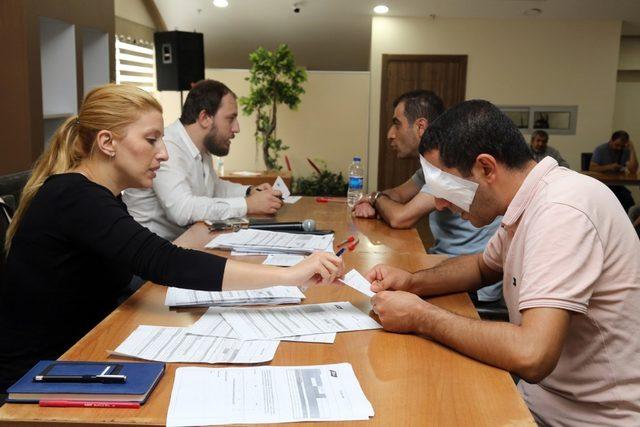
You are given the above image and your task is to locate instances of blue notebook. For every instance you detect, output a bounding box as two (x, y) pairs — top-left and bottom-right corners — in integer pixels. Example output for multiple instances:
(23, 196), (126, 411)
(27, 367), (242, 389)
(7, 360), (165, 404)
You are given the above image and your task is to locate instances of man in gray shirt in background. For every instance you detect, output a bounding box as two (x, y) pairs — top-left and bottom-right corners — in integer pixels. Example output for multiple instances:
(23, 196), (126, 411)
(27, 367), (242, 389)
(529, 130), (569, 168)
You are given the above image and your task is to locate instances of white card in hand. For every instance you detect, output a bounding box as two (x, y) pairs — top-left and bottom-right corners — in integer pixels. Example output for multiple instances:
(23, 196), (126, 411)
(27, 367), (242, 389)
(340, 269), (375, 297)
(273, 176), (291, 198)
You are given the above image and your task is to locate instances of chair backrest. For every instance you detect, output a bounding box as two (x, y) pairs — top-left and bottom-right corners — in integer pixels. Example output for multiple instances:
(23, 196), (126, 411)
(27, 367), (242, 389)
(580, 152), (593, 171)
(0, 170), (31, 209)
(0, 197), (13, 280)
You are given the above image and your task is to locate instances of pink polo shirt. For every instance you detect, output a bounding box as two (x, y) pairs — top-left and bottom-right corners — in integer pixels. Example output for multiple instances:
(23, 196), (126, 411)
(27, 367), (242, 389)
(483, 157), (640, 425)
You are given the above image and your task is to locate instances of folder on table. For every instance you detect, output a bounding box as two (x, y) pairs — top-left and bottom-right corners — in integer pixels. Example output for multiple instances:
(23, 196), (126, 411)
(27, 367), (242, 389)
(7, 360), (165, 404)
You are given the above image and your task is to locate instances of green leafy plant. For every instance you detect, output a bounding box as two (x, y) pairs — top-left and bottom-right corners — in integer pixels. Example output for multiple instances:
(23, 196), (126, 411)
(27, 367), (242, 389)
(293, 158), (348, 197)
(239, 44), (307, 171)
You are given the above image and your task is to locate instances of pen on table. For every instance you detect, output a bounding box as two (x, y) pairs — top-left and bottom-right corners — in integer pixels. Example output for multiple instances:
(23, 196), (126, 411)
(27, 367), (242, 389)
(39, 400), (140, 409)
(33, 374), (127, 384)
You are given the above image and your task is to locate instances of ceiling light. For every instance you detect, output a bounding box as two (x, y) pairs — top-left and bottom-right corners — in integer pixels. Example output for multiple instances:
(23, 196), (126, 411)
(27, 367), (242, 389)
(213, 0), (229, 8)
(524, 8), (542, 16)
(373, 5), (389, 14)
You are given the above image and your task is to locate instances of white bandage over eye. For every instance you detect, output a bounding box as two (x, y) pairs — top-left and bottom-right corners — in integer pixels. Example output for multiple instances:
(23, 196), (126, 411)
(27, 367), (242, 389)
(419, 156), (478, 212)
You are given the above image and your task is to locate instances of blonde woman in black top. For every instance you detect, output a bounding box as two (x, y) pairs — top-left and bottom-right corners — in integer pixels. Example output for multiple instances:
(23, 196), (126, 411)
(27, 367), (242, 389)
(1, 84), (343, 393)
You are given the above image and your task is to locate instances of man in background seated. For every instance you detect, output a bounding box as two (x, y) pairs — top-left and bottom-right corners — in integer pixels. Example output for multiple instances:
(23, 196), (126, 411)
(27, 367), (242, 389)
(368, 100), (640, 425)
(529, 130), (569, 168)
(123, 79), (282, 241)
(353, 90), (503, 307)
(589, 130), (638, 212)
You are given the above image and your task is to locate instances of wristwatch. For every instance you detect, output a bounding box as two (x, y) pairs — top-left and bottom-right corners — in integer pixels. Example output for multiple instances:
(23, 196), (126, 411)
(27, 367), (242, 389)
(370, 191), (386, 208)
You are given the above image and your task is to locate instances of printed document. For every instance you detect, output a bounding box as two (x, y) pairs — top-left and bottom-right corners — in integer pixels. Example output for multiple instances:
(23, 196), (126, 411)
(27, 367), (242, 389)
(186, 308), (336, 344)
(205, 228), (334, 255)
(166, 363), (374, 426)
(164, 286), (305, 307)
(340, 269), (376, 297)
(262, 254), (305, 266)
(112, 325), (278, 364)
(218, 301), (381, 340)
(273, 176), (301, 204)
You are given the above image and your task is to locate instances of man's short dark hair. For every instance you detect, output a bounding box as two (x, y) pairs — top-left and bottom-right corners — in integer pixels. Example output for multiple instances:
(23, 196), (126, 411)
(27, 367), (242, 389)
(392, 90), (444, 124)
(611, 130), (629, 143)
(420, 100), (533, 176)
(180, 79), (236, 125)
(531, 130), (549, 141)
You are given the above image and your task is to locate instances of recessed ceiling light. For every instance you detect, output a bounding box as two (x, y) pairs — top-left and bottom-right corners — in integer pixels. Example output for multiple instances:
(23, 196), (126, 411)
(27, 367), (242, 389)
(213, 0), (229, 8)
(524, 8), (542, 16)
(373, 5), (389, 14)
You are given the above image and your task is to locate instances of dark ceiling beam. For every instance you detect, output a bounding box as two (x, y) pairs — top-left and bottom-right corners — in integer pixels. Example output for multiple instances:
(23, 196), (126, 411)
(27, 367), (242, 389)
(142, 0), (167, 31)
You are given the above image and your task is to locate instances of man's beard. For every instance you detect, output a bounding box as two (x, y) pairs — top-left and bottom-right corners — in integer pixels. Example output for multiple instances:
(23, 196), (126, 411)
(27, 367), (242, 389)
(203, 128), (230, 156)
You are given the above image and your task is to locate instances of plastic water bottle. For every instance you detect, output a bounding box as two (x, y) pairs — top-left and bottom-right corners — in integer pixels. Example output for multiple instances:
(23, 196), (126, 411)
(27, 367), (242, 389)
(347, 156), (364, 208)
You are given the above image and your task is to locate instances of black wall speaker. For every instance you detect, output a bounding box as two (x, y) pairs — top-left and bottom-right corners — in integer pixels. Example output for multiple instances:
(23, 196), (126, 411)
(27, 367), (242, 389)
(154, 31), (204, 91)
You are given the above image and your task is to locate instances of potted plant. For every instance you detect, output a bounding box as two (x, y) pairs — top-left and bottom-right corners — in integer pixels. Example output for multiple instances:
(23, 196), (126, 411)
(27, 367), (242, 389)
(239, 44), (307, 171)
(293, 158), (348, 197)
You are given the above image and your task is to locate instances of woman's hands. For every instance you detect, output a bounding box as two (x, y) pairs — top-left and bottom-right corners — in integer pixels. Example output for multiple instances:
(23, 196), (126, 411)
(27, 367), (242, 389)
(286, 252), (344, 285)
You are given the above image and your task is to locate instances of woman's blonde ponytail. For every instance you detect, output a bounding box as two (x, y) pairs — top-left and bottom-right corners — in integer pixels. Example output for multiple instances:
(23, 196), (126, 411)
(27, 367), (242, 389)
(5, 83), (162, 253)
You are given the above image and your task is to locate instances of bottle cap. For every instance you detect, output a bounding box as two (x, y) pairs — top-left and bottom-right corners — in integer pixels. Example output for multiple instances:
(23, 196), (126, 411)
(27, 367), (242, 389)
(353, 156), (361, 162)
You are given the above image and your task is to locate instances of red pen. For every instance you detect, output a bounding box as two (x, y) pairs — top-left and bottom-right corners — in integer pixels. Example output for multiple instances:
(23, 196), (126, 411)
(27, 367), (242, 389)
(337, 235), (356, 247)
(316, 197), (346, 203)
(39, 400), (140, 409)
(347, 238), (360, 251)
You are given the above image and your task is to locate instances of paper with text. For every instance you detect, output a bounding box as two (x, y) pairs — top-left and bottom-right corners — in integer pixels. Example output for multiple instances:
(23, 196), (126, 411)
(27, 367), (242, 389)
(205, 228), (333, 255)
(112, 325), (279, 364)
(340, 269), (376, 297)
(219, 301), (381, 340)
(186, 308), (336, 344)
(164, 286), (304, 307)
(167, 363), (374, 426)
(262, 254), (305, 266)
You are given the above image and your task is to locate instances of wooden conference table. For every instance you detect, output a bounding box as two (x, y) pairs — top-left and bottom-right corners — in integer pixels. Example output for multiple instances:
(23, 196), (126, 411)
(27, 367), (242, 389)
(582, 170), (640, 186)
(0, 197), (534, 426)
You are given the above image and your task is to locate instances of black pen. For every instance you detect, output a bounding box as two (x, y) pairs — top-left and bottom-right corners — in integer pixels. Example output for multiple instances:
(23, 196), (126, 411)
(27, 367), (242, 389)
(252, 187), (284, 199)
(33, 374), (127, 384)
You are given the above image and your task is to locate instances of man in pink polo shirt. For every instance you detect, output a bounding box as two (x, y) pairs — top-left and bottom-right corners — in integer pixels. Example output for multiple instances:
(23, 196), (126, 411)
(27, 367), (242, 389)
(367, 100), (640, 425)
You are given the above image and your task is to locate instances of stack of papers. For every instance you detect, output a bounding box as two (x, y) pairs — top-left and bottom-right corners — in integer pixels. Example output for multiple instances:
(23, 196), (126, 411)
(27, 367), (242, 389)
(273, 176), (302, 204)
(262, 253), (305, 266)
(112, 325), (279, 364)
(205, 228), (334, 255)
(187, 307), (337, 344)
(167, 363), (374, 426)
(164, 286), (305, 308)
(187, 301), (381, 342)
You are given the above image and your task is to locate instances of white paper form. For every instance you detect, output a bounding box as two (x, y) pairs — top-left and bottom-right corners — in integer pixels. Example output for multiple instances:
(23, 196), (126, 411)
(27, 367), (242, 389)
(164, 286), (305, 307)
(340, 269), (376, 297)
(112, 325), (279, 364)
(273, 176), (302, 204)
(262, 254), (305, 266)
(166, 363), (374, 426)
(205, 228), (334, 255)
(219, 301), (381, 340)
(186, 308), (337, 344)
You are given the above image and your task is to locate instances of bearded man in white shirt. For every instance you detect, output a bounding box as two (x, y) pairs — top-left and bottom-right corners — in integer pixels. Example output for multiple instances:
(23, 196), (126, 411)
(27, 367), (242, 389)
(123, 79), (283, 240)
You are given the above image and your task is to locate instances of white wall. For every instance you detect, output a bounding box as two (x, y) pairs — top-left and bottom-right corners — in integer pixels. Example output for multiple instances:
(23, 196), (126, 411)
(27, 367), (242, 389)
(156, 69), (370, 178)
(114, 0), (155, 27)
(619, 37), (640, 70)
(368, 17), (622, 190)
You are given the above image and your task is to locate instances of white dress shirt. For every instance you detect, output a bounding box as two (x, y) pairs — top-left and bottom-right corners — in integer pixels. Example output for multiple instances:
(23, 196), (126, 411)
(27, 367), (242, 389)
(123, 120), (249, 240)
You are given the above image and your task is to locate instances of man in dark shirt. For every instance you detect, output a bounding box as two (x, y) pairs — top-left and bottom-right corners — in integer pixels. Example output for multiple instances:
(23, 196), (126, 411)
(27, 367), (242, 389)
(589, 130), (638, 212)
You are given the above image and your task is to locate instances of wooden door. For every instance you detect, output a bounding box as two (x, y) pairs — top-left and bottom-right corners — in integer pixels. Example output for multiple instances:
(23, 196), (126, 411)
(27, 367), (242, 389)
(378, 55), (467, 190)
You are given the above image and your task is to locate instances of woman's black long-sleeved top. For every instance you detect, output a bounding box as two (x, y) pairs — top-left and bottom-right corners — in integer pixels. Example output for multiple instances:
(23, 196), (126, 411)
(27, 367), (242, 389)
(0, 173), (227, 391)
